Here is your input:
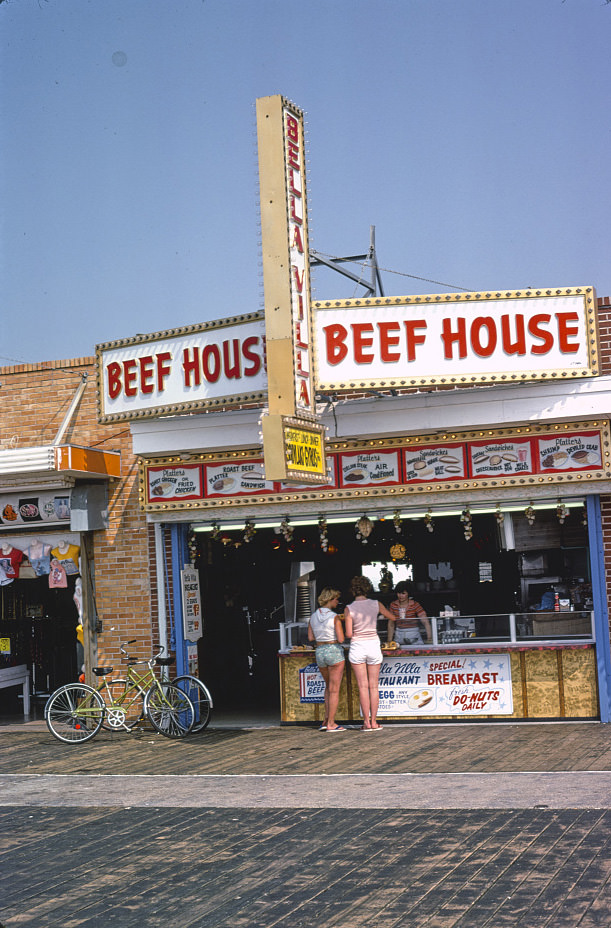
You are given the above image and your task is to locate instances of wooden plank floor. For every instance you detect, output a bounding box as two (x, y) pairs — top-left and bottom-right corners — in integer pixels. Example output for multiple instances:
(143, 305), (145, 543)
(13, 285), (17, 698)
(1, 722), (610, 777)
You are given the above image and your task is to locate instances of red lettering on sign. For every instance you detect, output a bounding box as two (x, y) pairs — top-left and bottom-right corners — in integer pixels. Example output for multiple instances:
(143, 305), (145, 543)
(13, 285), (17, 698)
(556, 312), (580, 353)
(352, 323), (375, 364)
(293, 266), (304, 292)
(123, 359), (138, 397)
(222, 340), (241, 380)
(156, 353), (172, 392)
(295, 322), (309, 350)
(298, 378), (311, 406)
(286, 114), (299, 143)
(107, 361), (122, 399)
(470, 317), (497, 358)
(501, 314), (526, 355)
(441, 317), (468, 359)
(378, 322), (401, 362)
(324, 324), (348, 364)
(528, 314), (554, 355)
(292, 225), (304, 253)
(287, 141), (300, 171)
(139, 356), (155, 394)
(202, 345), (221, 383)
(404, 320), (427, 361)
(242, 336), (262, 376)
(183, 347), (201, 387)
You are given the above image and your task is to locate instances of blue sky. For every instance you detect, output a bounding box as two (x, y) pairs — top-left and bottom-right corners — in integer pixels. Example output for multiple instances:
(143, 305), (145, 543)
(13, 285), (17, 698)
(1, 0), (610, 365)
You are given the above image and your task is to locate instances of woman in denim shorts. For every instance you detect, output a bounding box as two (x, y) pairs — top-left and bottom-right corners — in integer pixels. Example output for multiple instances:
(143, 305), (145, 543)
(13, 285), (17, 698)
(308, 588), (346, 732)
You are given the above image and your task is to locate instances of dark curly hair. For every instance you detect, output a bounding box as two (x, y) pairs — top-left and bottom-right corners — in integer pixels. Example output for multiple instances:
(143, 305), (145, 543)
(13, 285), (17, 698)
(349, 575), (373, 598)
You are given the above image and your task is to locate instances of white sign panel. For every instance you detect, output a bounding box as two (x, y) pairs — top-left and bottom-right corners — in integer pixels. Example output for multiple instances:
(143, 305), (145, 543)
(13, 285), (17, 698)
(314, 289), (597, 389)
(181, 567), (203, 642)
(97, 315), (267, 422)
(377, 654), (514, 717)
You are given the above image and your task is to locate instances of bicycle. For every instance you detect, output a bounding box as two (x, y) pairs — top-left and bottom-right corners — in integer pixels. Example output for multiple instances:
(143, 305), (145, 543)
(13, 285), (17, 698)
(172, 674), (213, 732)
(45, 642), (195, 744)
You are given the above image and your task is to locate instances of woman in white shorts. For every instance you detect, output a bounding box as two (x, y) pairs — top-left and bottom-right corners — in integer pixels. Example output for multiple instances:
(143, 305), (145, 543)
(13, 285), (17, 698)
(308, 588), (346, 732)
(344, 576), (395, 731)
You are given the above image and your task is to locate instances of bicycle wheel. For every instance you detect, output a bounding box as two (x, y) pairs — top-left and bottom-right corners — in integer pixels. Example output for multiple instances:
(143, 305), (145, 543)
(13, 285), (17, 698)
(45, 684), (105, 744)
(172, 675), (213, 732)
(100, 679), (145, 731)
(144, 682), (195, 738)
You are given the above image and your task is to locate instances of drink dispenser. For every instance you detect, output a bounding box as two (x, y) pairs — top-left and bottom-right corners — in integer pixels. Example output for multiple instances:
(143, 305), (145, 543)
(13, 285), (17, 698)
(278, 562), (316, 651)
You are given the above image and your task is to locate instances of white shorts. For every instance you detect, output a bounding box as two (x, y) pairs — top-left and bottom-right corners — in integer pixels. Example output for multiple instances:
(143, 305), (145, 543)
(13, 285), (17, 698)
(349, 637), (382, 665)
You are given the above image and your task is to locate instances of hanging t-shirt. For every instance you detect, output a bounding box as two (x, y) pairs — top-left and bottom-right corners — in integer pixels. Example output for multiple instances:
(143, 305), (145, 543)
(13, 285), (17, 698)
(25, 542), (52, 577)
(48, 559), (68, 589)
(0, 546), (23, 580)
(51, 544), (80, 576)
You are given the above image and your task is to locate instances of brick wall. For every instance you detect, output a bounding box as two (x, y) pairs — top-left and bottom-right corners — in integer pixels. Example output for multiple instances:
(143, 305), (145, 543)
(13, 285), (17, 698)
(0, 357), (156, 672)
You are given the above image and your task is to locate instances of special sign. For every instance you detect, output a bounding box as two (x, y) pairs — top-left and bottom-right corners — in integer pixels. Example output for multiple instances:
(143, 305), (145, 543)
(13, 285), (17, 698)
(313, 288), (598, 389)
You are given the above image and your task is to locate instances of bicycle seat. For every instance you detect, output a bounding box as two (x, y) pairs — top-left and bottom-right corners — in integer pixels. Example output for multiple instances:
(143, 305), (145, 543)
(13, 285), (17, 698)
(92, 666), (114, 676)
(156, 657), (174, 666)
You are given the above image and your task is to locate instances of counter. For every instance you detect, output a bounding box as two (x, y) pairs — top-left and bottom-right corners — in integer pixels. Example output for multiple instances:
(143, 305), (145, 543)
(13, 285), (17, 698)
(279, 643), (599, 723)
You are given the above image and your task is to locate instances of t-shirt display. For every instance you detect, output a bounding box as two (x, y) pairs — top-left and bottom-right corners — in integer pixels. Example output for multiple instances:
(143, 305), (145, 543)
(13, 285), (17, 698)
(25, 540), (52, 577)
(50, 542), (80, 576)
(0, 545), (23, 582)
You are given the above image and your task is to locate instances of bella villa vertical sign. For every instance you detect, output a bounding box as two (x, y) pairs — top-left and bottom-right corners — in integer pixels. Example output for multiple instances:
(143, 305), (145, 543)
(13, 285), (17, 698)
(256, 95), (326, 482)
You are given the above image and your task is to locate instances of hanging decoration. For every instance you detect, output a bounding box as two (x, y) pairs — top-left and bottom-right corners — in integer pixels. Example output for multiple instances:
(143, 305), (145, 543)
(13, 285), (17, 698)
(210, 520), (221, 540)
(495, 505), (504, 526)
(188, 531), (198, 567)
(379, 566), (394, 594)
(392, 510), (402, 534)
(243, 520), (256, 543)
(318, 515), (328, 552)
(390, 542), (406, 561)
(556, 501), (569, 525)
(525, 503), (536, 526)
(424, 508), (435, 533)
(278, 516), (293, 544)
(460, 507), (473, 541)
(355, 515), (373, 544)
(582, 504), (588, 527)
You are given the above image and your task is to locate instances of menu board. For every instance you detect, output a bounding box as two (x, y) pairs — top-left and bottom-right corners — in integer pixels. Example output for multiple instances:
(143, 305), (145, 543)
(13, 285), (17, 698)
(147, 465), (203, 501)
(537, 431), (602, 472)
(404, 444), (466, 482)
(204, 460), (275, 497)
(339, 450), (402, 487)
(468, 439), (534, 478)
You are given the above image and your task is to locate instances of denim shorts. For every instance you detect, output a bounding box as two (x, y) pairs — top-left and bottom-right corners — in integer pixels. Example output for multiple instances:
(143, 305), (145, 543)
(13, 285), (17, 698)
(315, 643), (345, 668)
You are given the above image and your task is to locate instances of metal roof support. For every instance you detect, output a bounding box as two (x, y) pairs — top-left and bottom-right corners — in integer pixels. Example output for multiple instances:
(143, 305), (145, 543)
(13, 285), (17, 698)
(310, 225), (385, 298)
(53, 372), (88, 447)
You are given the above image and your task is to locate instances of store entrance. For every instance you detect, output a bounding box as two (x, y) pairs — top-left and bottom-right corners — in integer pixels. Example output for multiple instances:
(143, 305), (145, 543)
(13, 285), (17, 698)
(192, 511), (525, 718)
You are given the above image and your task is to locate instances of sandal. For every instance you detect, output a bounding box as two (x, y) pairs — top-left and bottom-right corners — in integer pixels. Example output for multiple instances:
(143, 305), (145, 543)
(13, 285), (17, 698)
(326, 725), (347, 732)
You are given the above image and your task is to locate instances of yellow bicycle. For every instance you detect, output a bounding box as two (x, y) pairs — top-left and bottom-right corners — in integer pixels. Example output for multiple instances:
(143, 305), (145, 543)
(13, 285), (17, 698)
(45, 642), (195, 743)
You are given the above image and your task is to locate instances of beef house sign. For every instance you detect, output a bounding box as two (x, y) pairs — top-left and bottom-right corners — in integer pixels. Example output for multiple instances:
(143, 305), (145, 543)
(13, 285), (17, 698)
(313, 288), (599, 389)
(96, 315), (267, 423)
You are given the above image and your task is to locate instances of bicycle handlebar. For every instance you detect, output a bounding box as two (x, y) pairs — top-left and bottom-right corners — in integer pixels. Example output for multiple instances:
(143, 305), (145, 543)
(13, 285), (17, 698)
(119, 641), (168, 665)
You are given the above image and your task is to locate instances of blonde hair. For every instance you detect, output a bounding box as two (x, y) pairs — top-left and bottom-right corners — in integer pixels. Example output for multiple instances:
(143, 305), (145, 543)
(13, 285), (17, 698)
(317, 587), (341, 608)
